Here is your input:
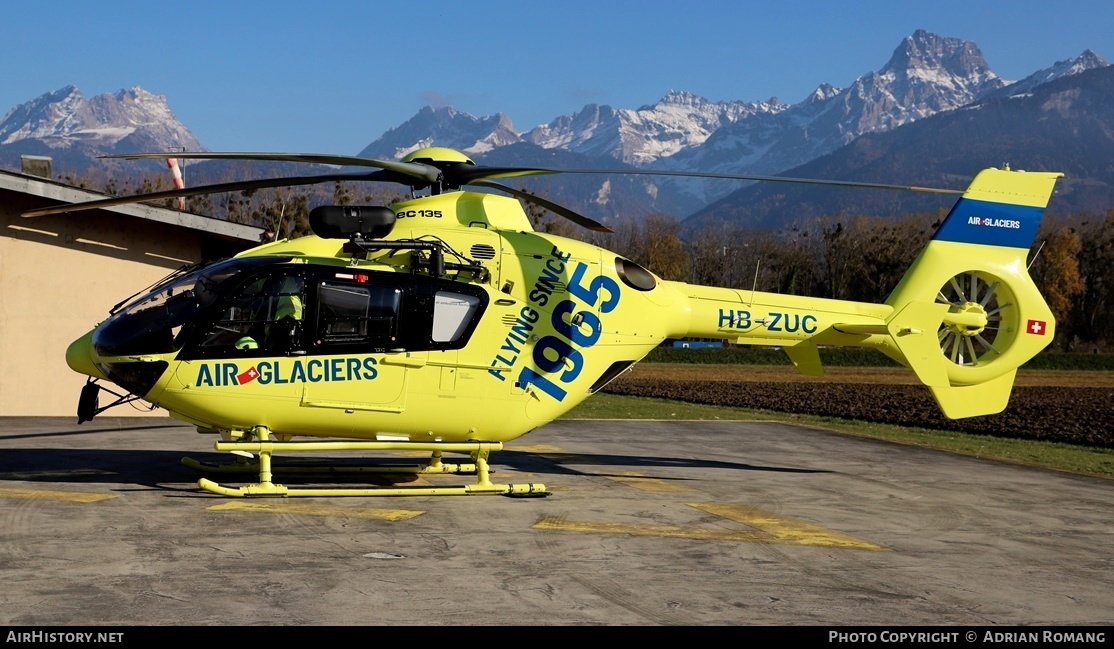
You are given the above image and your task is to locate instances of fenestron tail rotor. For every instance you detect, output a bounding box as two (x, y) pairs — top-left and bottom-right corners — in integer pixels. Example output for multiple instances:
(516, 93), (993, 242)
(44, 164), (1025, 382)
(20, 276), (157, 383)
(935, 270), (1014, 367)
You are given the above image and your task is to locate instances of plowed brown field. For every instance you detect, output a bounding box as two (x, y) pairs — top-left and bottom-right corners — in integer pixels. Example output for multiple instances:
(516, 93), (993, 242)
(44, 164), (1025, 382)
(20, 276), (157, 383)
(603, 364), (1114, 447)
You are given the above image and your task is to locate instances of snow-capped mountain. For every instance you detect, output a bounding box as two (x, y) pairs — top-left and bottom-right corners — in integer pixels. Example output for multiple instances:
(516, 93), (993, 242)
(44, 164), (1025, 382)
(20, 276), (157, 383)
(357, 106), (521, 160)
(0, 85), (202, 154)
(352, 31), (1107, 217)
(980, 49), (1108, 101)
(524, 91), (786, 166)
(687, 63), (1114, 230)
(356, 91), (784, 168)
(650, 30), (1012, 204)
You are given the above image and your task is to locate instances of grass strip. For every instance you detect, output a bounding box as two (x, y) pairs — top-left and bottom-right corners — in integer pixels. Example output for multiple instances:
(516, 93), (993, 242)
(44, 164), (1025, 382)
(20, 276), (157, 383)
(561, 393), (1114, 479)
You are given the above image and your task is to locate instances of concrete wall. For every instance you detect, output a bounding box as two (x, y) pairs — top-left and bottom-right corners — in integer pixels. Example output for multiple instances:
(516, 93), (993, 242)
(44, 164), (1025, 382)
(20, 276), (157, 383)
(1, 189), (240, 416)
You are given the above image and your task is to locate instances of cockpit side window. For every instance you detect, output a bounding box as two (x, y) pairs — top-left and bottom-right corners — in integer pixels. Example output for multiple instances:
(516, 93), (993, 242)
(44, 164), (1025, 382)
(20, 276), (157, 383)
(198, 273), (305, 355)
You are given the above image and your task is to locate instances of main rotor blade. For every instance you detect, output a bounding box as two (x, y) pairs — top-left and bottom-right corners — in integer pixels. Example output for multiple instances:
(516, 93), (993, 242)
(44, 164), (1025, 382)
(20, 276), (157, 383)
(21, 170), (402, 218)
(102, 151), (442, 184)
(470, 180), (614, 233)
(450, 165), (964, 195)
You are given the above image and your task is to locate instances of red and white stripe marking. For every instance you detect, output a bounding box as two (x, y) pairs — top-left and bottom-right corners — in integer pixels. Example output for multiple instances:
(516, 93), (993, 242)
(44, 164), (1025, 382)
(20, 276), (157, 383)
(167, 158), (186, 210)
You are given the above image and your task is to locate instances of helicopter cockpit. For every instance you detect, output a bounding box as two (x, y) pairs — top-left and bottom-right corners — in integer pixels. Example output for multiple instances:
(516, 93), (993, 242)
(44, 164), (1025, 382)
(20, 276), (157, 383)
(79, 251), (491, 406)
(92, 256), (287, 360)
(85, 256), (289, 398)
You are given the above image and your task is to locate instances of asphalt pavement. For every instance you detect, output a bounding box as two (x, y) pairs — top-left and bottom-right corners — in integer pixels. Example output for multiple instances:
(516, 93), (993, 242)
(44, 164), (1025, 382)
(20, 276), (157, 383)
(0, 416), (1110, 627)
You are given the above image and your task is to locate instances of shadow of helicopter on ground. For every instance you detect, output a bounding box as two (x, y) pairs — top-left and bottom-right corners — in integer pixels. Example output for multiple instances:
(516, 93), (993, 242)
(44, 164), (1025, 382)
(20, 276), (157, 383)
(0, 420), (829, 496)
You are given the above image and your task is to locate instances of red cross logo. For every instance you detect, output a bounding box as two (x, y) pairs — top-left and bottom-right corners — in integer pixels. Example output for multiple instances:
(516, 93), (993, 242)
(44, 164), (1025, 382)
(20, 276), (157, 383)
(1026, 320), (1046, 335)
(236, 366), (260, 384)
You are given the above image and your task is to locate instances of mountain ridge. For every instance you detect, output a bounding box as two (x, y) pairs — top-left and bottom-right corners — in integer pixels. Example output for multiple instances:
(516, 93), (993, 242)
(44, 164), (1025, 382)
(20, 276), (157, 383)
(0, 30), (1108, 228)
(684, 64), (1114, 231)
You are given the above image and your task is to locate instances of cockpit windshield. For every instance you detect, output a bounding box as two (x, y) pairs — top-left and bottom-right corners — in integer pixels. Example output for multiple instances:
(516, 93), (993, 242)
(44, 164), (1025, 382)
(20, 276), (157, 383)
(93, 256), (290, 358)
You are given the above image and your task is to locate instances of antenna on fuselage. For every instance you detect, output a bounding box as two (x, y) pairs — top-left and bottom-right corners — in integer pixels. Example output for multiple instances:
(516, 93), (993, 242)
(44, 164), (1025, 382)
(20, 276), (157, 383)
(750, 259), (762, 306)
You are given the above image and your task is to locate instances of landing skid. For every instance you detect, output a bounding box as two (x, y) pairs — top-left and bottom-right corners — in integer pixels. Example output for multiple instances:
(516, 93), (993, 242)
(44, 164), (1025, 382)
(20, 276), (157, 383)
(182, 427), (547, 498)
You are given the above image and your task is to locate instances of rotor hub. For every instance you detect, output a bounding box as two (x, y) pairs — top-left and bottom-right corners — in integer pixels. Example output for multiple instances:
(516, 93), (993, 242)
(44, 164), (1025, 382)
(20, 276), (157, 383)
(946, 301), (989, 337)
(401, 147), (475, 167)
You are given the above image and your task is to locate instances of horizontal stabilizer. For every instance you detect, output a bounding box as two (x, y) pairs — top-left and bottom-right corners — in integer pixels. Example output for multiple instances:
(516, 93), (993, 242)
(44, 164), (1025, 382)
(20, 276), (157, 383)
(783, 342), (823, 377)
(929, 370), (1016, 419)
(887, 301), (950, 388)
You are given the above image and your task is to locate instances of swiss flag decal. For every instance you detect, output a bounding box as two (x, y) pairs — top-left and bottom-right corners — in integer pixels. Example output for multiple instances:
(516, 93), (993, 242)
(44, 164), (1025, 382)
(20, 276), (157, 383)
(1026, 320), (1047, 336)
(237, 366), (260, 384)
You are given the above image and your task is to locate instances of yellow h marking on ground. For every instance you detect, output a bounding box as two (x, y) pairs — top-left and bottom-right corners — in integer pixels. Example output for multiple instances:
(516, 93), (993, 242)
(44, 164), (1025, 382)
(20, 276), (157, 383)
(208, 500), (424, 520)
(691, 503), (888, 550)
(509, 445), (563, 453)
(0, 488), (117, 503)
(534, 503), (888, 551)
(533, 516), (772, 542)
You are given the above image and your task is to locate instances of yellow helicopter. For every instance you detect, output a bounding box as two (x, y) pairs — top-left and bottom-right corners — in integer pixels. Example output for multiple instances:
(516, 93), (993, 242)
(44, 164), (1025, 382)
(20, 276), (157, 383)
(22, 147), (1062, 498)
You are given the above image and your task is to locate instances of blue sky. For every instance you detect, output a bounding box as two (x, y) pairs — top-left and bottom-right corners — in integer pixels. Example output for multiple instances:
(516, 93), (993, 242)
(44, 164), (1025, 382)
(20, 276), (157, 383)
(3, 1), (1111, 155)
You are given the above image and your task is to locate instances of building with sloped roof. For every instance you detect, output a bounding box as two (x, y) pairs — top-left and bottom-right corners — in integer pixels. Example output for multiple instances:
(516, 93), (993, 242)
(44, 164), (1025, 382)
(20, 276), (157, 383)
(1, 166), (264, 416)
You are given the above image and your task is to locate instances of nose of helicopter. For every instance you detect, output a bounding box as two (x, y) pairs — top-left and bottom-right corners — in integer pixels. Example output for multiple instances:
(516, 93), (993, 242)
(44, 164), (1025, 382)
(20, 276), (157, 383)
(66, 329), (108, 380)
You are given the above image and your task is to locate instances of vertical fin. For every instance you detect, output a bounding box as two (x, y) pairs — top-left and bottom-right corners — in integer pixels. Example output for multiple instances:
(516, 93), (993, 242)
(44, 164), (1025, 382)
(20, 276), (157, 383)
(879, 168), (1062, 418)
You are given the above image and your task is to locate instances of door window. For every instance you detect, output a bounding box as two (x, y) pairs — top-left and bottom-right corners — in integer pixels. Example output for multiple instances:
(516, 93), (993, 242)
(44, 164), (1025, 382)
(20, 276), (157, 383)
(315, 281), (402, 348)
